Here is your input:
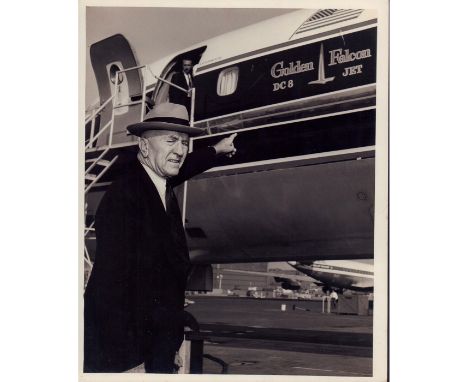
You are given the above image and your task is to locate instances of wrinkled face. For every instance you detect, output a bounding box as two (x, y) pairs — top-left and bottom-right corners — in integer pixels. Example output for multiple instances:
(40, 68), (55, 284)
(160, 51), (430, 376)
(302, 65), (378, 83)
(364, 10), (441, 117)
(182, 60), (193, 74)
(139, 130), (189, 178)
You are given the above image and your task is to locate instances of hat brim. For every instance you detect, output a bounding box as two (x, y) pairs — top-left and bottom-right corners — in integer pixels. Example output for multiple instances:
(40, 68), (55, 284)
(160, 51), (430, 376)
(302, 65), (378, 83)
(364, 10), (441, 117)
(127, 121), (204, 137)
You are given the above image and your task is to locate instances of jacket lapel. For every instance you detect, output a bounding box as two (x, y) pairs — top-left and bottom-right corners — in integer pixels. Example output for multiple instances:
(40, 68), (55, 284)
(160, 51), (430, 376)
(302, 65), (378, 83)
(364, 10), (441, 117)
(132, 160), (191, 273)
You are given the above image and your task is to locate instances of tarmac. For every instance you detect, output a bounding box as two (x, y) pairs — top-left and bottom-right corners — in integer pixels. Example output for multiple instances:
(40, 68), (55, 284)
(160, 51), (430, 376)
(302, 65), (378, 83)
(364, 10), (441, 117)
(184, 295), (373, 376)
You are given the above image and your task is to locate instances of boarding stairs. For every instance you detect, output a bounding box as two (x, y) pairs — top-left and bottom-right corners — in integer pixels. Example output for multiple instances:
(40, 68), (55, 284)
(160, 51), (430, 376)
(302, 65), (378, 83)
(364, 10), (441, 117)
(84, 93), (119, 193)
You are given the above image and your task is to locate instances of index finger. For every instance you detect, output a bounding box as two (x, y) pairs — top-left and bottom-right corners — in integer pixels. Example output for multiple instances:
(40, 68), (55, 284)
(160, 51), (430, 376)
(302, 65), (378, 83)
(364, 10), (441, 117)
(228, 133), (238, 142)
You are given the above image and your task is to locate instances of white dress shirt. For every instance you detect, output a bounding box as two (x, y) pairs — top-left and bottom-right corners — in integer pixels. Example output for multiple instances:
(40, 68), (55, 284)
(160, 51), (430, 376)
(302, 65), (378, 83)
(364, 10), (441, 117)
(140, 162), (167, 211)
(183, 72), (192, 88)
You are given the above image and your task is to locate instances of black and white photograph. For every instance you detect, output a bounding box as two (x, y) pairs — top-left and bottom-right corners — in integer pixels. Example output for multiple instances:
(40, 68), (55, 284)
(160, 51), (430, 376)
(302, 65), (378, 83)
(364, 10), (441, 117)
(80, 1), (388, 380)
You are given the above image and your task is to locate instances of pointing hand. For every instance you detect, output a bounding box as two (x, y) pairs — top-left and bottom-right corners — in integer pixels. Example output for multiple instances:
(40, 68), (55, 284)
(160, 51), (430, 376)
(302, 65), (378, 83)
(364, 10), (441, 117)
(213, 133), (238, 157)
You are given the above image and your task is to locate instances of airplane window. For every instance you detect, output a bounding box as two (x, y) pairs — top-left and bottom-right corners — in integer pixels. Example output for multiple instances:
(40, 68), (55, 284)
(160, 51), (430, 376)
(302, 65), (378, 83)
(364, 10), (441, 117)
(109, 64), (123, 85)
(217, 67), (239, 96)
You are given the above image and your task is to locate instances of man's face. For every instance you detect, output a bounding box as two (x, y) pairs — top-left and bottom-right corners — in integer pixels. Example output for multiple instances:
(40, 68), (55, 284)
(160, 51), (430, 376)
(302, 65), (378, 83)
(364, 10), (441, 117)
(141, 130), (189, 178)
(182, 60), (193, 74)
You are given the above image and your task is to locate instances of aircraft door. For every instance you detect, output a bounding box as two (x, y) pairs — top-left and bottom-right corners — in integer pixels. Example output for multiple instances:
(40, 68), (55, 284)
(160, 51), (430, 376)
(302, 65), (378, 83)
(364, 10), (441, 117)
(90, 34), (143, 146)
(150, 46), (207, 109)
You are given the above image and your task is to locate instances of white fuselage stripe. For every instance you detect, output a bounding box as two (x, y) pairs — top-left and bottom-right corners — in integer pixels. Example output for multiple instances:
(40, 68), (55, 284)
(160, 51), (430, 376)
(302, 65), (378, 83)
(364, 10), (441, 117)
(193, 103), (376, 140)
(194, 84), (375, 125)
(203, 146), (375, 173)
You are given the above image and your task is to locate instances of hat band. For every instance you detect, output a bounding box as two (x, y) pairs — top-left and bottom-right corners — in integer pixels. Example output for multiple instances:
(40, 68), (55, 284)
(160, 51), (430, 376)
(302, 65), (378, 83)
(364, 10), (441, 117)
(144, 116), (189, 126)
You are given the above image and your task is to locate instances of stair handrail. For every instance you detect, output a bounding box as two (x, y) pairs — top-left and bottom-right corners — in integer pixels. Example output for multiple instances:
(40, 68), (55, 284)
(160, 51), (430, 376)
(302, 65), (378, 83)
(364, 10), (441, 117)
(85, 94), (115, 125)
(147, 66), (189, 94)
(85, 147), (110, 176)
(85, 94), (116, 150)
(85, 119), (113, 150)
(84, 245), (93, 268)
(84, 221), (95, 237)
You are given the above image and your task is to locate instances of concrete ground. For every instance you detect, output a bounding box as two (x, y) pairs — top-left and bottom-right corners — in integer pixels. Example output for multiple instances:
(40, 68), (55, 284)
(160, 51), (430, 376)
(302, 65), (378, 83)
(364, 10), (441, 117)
(185, 296), (373, 376)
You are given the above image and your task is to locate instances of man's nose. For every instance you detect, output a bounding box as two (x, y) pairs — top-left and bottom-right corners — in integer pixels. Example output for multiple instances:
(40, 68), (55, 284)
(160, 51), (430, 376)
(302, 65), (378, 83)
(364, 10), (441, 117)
(173, 141), (185, 156)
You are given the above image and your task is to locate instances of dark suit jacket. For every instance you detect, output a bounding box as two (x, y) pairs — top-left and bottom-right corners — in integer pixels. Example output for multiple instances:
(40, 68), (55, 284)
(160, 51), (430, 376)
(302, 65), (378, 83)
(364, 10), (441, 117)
(168, 72), (191, 112)
(84, 147), (216, 372)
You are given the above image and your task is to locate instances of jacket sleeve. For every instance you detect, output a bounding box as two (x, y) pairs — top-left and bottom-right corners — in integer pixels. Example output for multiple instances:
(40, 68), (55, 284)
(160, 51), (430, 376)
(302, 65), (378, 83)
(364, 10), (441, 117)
(170, 146), (217, 187)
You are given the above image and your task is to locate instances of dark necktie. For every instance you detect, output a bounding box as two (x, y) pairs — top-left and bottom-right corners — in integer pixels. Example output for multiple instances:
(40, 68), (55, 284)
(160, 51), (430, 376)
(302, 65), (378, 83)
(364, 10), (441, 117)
(165, 182), (191, 273)
(165, 182), (178, 218)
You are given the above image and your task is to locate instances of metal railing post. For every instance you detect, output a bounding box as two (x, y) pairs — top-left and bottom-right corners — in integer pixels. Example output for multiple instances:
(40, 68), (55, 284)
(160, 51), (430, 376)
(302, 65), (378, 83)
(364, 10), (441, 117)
(140, 66), (147, 122)
(90, 116), (96, 148)
(85, 94), (116, 150)
(322, 296), (331, 313)
(108, 74), (119, 147)
(190, 87), (196, 127)
(85, 120), (112, 150)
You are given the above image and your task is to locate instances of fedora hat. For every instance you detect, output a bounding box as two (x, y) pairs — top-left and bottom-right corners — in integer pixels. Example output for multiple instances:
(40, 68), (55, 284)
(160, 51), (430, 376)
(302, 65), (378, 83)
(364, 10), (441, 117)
(127, 103), (203, 137)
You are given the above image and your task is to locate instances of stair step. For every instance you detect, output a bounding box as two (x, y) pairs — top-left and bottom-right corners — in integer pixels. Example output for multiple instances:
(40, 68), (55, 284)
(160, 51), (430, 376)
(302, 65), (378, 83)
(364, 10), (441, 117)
(85, 174), (97, 181)
(96, 159), (111, 166)
(85, 158), (110, 164)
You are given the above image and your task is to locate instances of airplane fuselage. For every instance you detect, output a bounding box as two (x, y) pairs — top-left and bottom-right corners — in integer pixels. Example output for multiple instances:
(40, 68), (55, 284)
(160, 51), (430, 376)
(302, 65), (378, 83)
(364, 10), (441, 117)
(288, 260), (374, 292)
(85, 8), (379, 266)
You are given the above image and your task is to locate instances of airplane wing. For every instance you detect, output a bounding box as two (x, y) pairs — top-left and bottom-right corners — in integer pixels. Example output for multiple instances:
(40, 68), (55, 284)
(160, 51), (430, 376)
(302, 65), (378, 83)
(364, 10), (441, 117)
(221, 269), (317, 284)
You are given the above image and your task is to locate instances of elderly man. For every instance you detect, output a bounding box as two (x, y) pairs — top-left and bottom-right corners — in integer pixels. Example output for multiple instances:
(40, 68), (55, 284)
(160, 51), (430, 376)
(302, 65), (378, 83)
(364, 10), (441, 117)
(84, 103), (237, 373)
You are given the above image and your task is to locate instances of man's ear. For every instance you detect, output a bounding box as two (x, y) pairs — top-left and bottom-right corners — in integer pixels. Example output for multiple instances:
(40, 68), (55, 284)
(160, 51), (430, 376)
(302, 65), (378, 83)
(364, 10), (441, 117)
(138, 137), (149, 157)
